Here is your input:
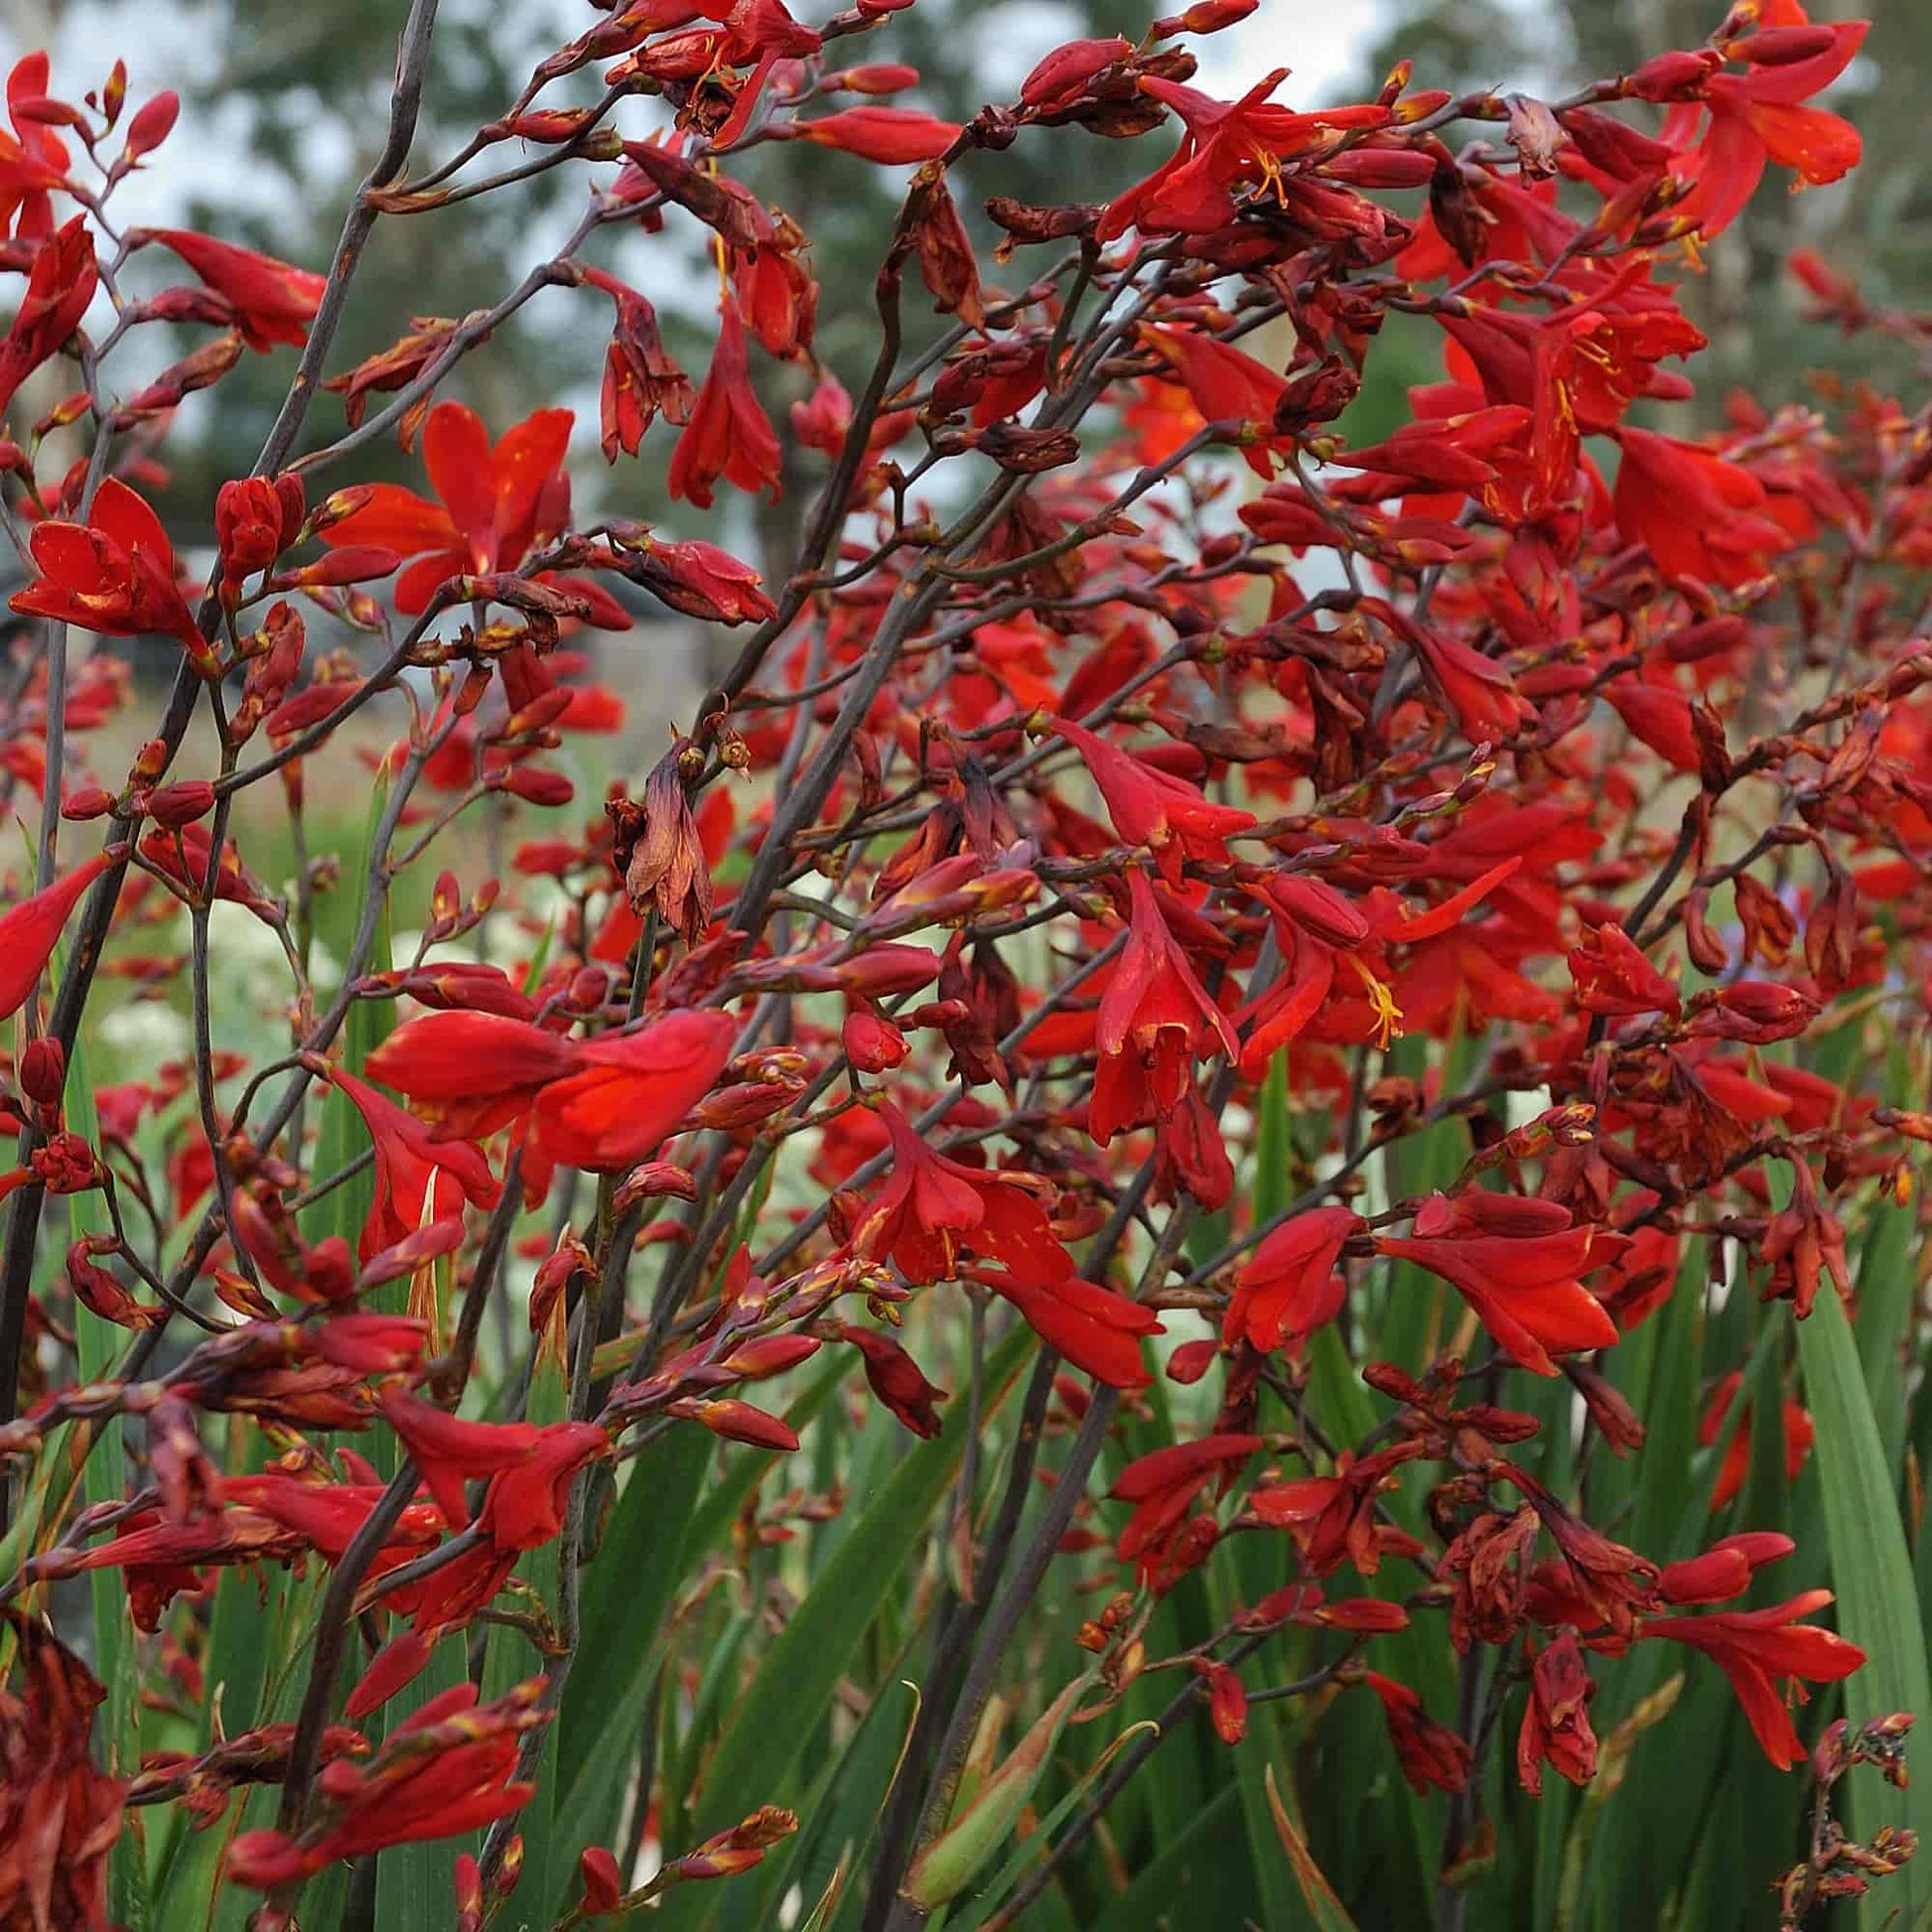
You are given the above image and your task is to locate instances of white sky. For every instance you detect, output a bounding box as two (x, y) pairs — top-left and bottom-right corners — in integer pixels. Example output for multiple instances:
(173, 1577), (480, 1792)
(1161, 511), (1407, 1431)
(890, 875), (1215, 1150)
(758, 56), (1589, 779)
(2, 0), (1388, 230)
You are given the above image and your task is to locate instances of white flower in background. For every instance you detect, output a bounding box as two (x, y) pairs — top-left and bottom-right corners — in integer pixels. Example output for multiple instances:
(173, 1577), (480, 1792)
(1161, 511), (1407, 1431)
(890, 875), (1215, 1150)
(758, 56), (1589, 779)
(94, 1000), (193, 1064)
(199, 901), (286, 982)
(307, 936), (344, 993)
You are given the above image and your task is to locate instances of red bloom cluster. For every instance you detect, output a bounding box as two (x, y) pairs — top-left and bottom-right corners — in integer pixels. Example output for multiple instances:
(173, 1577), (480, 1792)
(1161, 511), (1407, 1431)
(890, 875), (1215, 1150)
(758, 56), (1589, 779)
(1, 3), (1922, 1924)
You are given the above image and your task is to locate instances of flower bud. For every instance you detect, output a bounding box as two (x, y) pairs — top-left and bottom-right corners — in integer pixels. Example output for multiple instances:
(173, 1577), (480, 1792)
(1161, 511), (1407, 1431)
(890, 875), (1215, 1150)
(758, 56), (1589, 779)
(146, 780), (216, 827)
(128, 738), (170, 786)
(613, 1162), (698, 1211)
(123, 89), (179, 160)
(62, 785), (114, 820)
(454, 1854), (483, 1932)
(493, 1836), (523, 1899)
(789, 375), (853, 456)
(835, 63), (919, 93)
(1625, 49), (1721, 100)
(1204, 1662), (1247, 1743)
(18, 1035), (65, 1110)
(1731, 24), (1838, 65)
(669, 1396), (800, 1451)
(578, 1848), (623, 1916)
(719, 1333), (821, 1380)
(904, 1681), (1085, 1908)
(842, 1003), (907, 1072)
(495, 765), (576, 807)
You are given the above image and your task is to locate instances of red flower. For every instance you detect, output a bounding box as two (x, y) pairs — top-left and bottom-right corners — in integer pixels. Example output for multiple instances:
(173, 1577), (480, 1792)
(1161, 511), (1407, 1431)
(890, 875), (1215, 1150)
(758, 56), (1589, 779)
(141, 226), (327, 350)
(1251, 1443), (1424, 1578)
(852, 1101), (1074, 1289)
(994, 1272), (1164, 1389)
(1516, 1632), (1597, 1794)
(349, 1418), (608, 1714)
(1603, 678), (1700, 773)
(790, 374), (852, 454)
(524, 1009), (739, 1173)
(0, 214), (94, 419)
(214, 473), (305, 603)
(378, 1388), (545, 1529)
(0, 1611), (126, 1932)
(1141, 324), (1286, 477)
(1091, 869), (1239, 1144)
(0, 55), (72, 240)
(382, 1398), (607, 1545)
(48, 1470), (445, 1628)
(1373, 1193), (1620, 1376)
(228, 1683), (548, 1887)
(792, 106), (960, 164)
(1658, 1531), (1795, 1607)
(1434, 293), (1701, 517)
(1611, 427), (1791, 589)
(1110, 1433), (1263, 1577)
(667, 299), (781, 509)
(1508, 1465), (1659, 1637)
(1408, 622), (1536, 746)
(0, 847), (114, 1021)
(582, 267), (695, 460)
(621, 534), (777, 624)
(1760, 1157), (1851, 1318)
(11, 477), (204, 655)
(1224, 1206), (1364, 1353)
(1641, 1590), (1864, 1768)
(1667, 18), (1867, 239)
(320, 400), (586, 613)
(1568, 921), (1680, 1019)
(327, 1065), (500, 1261)
(1363, 1671), (1471, 1796)
(362, 1010), (582, 1143)
(1204, 1663), (1248, 1743)
(1052, 719), (1255, 884)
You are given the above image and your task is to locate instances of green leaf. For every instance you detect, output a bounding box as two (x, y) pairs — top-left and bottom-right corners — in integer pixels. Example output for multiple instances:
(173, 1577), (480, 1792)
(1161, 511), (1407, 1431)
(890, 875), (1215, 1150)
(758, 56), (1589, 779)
(650, 1325), (1035, 1932)
(1625, 1242), (1706, 1562)
(1087, 1782), (1245, 1932)
(904, 1676), (1087, 1908)
(753, 1672), (918, 1931)
(547, 1358), (850, 1923)
(547, 1423), (713, 1916)
(1253, 1052), (1293, 1222)
(1797, 1284), (1932, 1932)
(1265, 1763), (1360, 1931)
(1854, 1181), (1919, 1477)
(59, 1021), (149, 1924)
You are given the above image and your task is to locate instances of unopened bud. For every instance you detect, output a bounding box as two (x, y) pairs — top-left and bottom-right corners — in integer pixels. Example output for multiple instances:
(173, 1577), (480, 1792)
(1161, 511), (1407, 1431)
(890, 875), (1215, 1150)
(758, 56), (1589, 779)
(63, 786), (115, 820)
(146, 779), (216, 827)
(495, 764), (576, 807)
(19, 1036), (66, 1108)
(128, 738), (170, 785)
(613, 1162), (698, 1211)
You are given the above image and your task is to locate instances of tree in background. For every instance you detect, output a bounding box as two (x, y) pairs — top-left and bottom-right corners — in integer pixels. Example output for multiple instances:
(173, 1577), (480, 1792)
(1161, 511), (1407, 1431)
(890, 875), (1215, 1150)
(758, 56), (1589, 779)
(96, 0), (1156, 561)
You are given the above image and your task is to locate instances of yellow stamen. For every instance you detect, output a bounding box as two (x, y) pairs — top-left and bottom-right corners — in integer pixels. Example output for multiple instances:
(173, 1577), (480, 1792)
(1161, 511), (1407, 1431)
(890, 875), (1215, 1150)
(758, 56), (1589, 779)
(1346, 952), (1404, 1049)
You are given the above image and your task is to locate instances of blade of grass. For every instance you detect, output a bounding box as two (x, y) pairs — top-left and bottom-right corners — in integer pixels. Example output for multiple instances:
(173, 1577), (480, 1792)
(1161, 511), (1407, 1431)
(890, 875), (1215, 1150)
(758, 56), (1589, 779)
(63, 1018), (148, 1925)
(1796, 1282), (1932, 1932)
(1265, 1762), (1361, 1931)
(650, 1324), (1035, 1931)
